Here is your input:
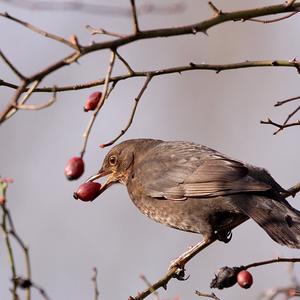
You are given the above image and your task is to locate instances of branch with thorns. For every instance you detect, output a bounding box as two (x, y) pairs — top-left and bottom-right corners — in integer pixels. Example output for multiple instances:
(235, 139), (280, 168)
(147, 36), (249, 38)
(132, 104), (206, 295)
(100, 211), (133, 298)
(1, 1), (300, 128)
(261, 95), (300, 134)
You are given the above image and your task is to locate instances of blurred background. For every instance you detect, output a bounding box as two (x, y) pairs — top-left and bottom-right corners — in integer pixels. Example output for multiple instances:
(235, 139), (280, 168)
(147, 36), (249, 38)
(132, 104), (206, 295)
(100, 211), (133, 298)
(1, 1), (300, 299)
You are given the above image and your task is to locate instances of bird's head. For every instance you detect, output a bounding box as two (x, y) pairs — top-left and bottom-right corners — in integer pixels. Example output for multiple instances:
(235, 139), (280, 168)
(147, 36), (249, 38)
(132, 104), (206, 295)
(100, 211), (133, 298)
(86, 139), (161, 195)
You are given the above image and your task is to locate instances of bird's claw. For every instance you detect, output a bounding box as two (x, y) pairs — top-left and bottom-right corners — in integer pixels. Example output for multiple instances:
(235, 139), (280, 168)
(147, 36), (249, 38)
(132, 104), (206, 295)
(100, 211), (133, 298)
(216, 230), (232, 243)
(173, 266), (189, 281)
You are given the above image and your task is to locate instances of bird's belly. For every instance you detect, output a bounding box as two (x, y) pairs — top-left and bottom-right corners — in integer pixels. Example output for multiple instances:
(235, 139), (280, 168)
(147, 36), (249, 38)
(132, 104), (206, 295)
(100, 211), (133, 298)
(127, 185), (246, 236)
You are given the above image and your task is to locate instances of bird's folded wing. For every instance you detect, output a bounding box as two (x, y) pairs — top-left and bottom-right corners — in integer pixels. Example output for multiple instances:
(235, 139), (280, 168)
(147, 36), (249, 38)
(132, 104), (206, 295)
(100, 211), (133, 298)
(135, 148), (271, 200)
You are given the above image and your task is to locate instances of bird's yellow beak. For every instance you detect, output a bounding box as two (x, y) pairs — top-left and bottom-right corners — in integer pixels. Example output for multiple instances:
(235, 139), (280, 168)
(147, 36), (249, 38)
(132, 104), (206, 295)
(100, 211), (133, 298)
(86, 168), (115, 194)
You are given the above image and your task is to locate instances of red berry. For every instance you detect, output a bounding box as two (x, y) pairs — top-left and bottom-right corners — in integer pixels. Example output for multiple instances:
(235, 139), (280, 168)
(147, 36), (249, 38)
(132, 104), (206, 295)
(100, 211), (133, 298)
(84, 91), (102, 111)
(73, 182), (102, 202)
(64, 157), (84, 180)
(237, 270), (253, 289)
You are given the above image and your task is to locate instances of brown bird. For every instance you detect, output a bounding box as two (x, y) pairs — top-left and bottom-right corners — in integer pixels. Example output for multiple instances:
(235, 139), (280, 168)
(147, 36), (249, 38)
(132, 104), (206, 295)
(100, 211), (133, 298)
(87, 139), (300, 267)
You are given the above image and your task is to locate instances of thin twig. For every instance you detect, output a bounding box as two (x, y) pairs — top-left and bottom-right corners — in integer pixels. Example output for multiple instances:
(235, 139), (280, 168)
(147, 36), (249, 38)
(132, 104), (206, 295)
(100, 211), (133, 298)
(261, 105), (300, 134)
(91, 268), (100, 300)
(195, 290), (220, 300)
(80, 50), (116, 158)
(130, 0), (140, 33)
(115, 50), (134, 74)
(16, 89), (57, 110)
(1, 204), (19, 299)
(0, 12), (78, 50)
(208, 2), (223, 16)
(101, 75), (152, 147)
(245, 257), (300, 270)
(86, 25), (126, 38)
(5, 80), (41, 121)
(3, 59), (300, 94)
(261, 118), (300, 134)
(275, 95), (300, 107)
(0, 49), (26, 80)
(248, 11), (299, 24)
(2, 2), (300, 123)
(6, 208), (32, 300)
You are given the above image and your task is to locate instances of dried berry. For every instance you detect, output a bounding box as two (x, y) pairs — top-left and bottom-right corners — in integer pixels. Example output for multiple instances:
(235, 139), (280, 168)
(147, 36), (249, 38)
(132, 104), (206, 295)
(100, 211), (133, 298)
(84, 91), (102, 111)
(73, 182), (102, 202)
(210, 266), (240, 289)
(237, 270), (253, 289)
(64, 157), (84, 180)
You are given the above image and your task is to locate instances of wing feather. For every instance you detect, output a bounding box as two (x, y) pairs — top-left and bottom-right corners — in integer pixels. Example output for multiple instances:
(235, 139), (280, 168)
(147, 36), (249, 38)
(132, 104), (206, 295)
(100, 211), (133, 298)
(133, 141), (271, 200)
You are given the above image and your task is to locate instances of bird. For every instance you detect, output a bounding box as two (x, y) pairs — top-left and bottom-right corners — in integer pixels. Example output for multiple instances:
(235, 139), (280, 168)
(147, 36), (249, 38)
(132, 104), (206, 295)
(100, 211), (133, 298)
(87, 138), (300, 267)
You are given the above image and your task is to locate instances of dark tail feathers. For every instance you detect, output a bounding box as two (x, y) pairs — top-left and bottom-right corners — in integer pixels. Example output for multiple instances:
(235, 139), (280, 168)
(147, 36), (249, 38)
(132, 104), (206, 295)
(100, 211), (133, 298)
(234, 195), (300, 248)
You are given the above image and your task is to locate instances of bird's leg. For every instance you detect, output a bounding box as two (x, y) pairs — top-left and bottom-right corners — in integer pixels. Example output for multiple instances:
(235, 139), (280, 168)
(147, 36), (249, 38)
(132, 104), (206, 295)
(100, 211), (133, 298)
(168, 236), (216, 274)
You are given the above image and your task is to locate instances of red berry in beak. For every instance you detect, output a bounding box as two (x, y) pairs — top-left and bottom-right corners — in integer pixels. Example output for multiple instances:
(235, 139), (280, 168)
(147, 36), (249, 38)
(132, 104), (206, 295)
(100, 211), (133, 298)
(84, 91), (102, 111)
(73, 182), (102, 202)
(64, 157), (84, 180)
(237, 270), (253, 289)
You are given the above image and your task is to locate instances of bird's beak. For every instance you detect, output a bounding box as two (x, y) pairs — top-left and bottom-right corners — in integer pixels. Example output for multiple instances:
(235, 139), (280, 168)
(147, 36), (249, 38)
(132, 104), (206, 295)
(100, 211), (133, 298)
(86, 168), (115, 195)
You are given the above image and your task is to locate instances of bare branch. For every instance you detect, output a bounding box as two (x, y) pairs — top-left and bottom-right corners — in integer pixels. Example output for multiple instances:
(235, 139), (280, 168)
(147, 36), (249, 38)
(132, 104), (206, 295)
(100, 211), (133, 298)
(100, 75), (152, 148)
(85, 25), (126, 38)
(91, 268), (100, 300)
(0, 12), (79, 50)
(245, 257), (300, 270)
(0, 49), (26, 80)
(1, 204), (18, 299)
(248, 11), (299, 24)
(261, 106), (300, 135)
(275, 95), (300, 107)
(208, 2), (223, 16)
(115, 50), (134, 74)
(4, 80), (41, 121)
(2, 2), (300, 124)
(130, 0), (140, 33)
(3, 59), (300, 94)
(16, 89), (57, 110)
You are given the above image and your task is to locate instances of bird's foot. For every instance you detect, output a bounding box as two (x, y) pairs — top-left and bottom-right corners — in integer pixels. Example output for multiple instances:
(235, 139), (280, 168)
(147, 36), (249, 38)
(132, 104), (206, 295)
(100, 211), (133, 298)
(216, 230), (232, 243)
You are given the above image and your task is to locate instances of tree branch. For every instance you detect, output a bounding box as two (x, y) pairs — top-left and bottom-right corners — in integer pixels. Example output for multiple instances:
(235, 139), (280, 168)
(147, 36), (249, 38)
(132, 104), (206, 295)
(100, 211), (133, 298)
(0, 12), (79, 50)
(100, 75), (152, 148)
(2, 59), (300, 94)
(1, 2), (300, 124)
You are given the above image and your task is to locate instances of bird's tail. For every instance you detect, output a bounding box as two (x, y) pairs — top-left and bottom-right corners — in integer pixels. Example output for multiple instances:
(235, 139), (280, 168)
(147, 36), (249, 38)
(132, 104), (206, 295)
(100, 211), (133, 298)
(233, 195), (300, 248)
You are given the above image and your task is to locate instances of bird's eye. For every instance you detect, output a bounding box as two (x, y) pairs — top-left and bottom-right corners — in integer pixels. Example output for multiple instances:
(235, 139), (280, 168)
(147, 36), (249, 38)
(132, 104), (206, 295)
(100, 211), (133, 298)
(109, 155), (117, 166)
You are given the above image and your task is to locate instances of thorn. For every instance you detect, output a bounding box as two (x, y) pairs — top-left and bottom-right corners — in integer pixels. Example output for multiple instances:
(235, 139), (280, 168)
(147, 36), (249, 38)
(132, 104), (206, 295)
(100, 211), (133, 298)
(202, 29), (209, 36)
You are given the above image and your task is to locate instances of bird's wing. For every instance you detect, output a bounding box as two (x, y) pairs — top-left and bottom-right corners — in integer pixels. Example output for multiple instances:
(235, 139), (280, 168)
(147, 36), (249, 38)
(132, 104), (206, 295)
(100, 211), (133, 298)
(134, 142), (271, 200)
